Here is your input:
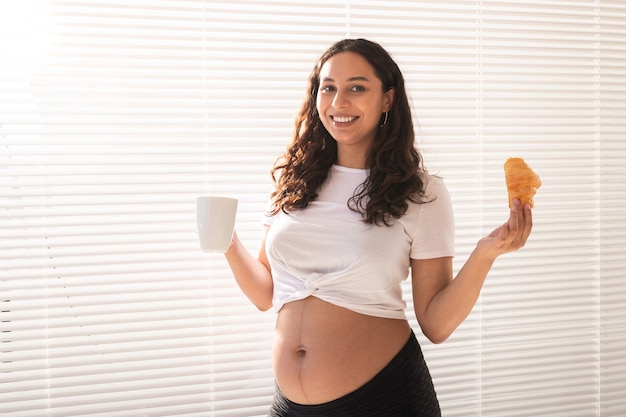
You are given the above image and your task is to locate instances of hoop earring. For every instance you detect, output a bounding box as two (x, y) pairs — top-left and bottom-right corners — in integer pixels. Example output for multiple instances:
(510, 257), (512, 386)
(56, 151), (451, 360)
(380, 112), (388, 128)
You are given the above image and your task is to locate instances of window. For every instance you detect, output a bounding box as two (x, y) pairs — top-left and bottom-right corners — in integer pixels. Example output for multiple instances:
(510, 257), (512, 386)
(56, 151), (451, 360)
(2, 1), (625, 416)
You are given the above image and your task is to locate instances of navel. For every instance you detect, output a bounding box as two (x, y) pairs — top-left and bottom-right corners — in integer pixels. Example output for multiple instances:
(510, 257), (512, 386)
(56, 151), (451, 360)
(295, 346), (307, 358)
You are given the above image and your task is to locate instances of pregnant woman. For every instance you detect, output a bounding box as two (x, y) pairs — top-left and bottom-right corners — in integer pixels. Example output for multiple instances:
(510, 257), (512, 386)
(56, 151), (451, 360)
(224, 38), (533, 417)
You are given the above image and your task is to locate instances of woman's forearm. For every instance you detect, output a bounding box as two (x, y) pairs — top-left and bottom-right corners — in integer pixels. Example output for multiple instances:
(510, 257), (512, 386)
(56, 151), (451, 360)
(423, 248), (496, 343)
(224, 232), (274, 311)
(419, 202), (532, 343)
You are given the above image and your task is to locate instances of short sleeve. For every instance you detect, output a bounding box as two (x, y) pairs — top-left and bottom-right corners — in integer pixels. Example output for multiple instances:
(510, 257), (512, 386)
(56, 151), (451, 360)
(407, 176), (455, 259)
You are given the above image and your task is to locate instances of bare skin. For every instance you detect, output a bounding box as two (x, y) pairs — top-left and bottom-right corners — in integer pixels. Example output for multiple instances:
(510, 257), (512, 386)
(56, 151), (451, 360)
(273, 297), (411, 404)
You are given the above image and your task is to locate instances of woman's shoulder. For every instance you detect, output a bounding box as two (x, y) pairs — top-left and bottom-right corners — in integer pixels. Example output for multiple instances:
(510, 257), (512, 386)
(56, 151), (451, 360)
(419, 171), (449, 199)
(401, 172), (452, 222)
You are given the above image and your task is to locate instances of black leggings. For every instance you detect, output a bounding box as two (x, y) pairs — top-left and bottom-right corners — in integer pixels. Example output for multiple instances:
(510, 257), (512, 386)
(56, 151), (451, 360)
(268, 331), (441, 417)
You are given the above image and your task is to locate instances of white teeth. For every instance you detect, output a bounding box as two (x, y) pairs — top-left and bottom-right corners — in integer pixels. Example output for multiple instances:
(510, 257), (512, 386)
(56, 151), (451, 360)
(333, 116), (356, 123)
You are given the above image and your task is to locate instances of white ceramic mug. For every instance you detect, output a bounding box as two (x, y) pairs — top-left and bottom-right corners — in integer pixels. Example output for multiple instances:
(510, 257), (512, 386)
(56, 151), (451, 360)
(196, 196), (238, 253)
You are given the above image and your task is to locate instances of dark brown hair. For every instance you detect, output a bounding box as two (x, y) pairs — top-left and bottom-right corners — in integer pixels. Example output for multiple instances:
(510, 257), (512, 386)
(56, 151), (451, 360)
(270, 38), (428, 225)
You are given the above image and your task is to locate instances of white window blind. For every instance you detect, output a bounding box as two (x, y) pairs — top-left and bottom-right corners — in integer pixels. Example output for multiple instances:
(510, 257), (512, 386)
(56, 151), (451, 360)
(1, 1), (625, 417)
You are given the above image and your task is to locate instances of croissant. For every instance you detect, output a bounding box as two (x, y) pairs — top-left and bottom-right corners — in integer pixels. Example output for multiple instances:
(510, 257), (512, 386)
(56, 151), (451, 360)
(504, 157), (541, 208)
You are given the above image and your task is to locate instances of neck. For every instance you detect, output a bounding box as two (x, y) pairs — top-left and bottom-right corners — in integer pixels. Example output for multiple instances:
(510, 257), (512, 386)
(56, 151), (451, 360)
(336, 145), (369, 169)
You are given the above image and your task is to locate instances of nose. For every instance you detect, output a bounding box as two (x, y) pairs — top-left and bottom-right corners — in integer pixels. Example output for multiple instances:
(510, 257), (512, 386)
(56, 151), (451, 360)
(332, 90), (349, 108)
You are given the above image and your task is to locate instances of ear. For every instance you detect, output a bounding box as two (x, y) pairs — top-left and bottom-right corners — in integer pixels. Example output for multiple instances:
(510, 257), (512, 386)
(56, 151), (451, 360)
(383, 88), (395, 112)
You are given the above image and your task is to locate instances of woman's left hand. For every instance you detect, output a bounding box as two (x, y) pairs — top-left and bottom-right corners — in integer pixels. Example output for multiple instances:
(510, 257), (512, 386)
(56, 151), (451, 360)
(477, 199), (533, 259)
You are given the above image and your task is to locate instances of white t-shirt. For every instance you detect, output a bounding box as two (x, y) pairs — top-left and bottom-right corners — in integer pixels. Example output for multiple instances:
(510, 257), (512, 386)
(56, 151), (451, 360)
(264, 164), (455, 320)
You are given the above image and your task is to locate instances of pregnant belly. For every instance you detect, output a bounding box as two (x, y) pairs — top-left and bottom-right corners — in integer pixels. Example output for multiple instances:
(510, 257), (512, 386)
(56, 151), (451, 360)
(272, 296), (411, 405)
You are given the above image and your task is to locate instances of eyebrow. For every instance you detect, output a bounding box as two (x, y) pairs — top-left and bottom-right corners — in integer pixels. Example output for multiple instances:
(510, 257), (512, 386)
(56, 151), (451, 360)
(321, 76), (371, 82)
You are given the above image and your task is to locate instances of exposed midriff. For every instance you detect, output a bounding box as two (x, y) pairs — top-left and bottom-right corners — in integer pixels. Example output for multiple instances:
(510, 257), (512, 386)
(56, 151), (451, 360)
(272, 296), (411, 405)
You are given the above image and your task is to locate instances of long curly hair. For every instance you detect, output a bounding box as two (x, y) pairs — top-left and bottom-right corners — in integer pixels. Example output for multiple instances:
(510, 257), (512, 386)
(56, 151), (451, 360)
(269, 38), (429, 225)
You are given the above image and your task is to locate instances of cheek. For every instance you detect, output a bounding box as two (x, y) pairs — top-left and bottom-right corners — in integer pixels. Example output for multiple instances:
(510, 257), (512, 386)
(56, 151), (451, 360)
(316, 98), (331, 125)
(315, 95), (326, 113)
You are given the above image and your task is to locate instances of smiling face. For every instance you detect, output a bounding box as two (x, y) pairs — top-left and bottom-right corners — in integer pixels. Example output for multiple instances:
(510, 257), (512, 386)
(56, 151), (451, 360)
(316, 51), (394, 168)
